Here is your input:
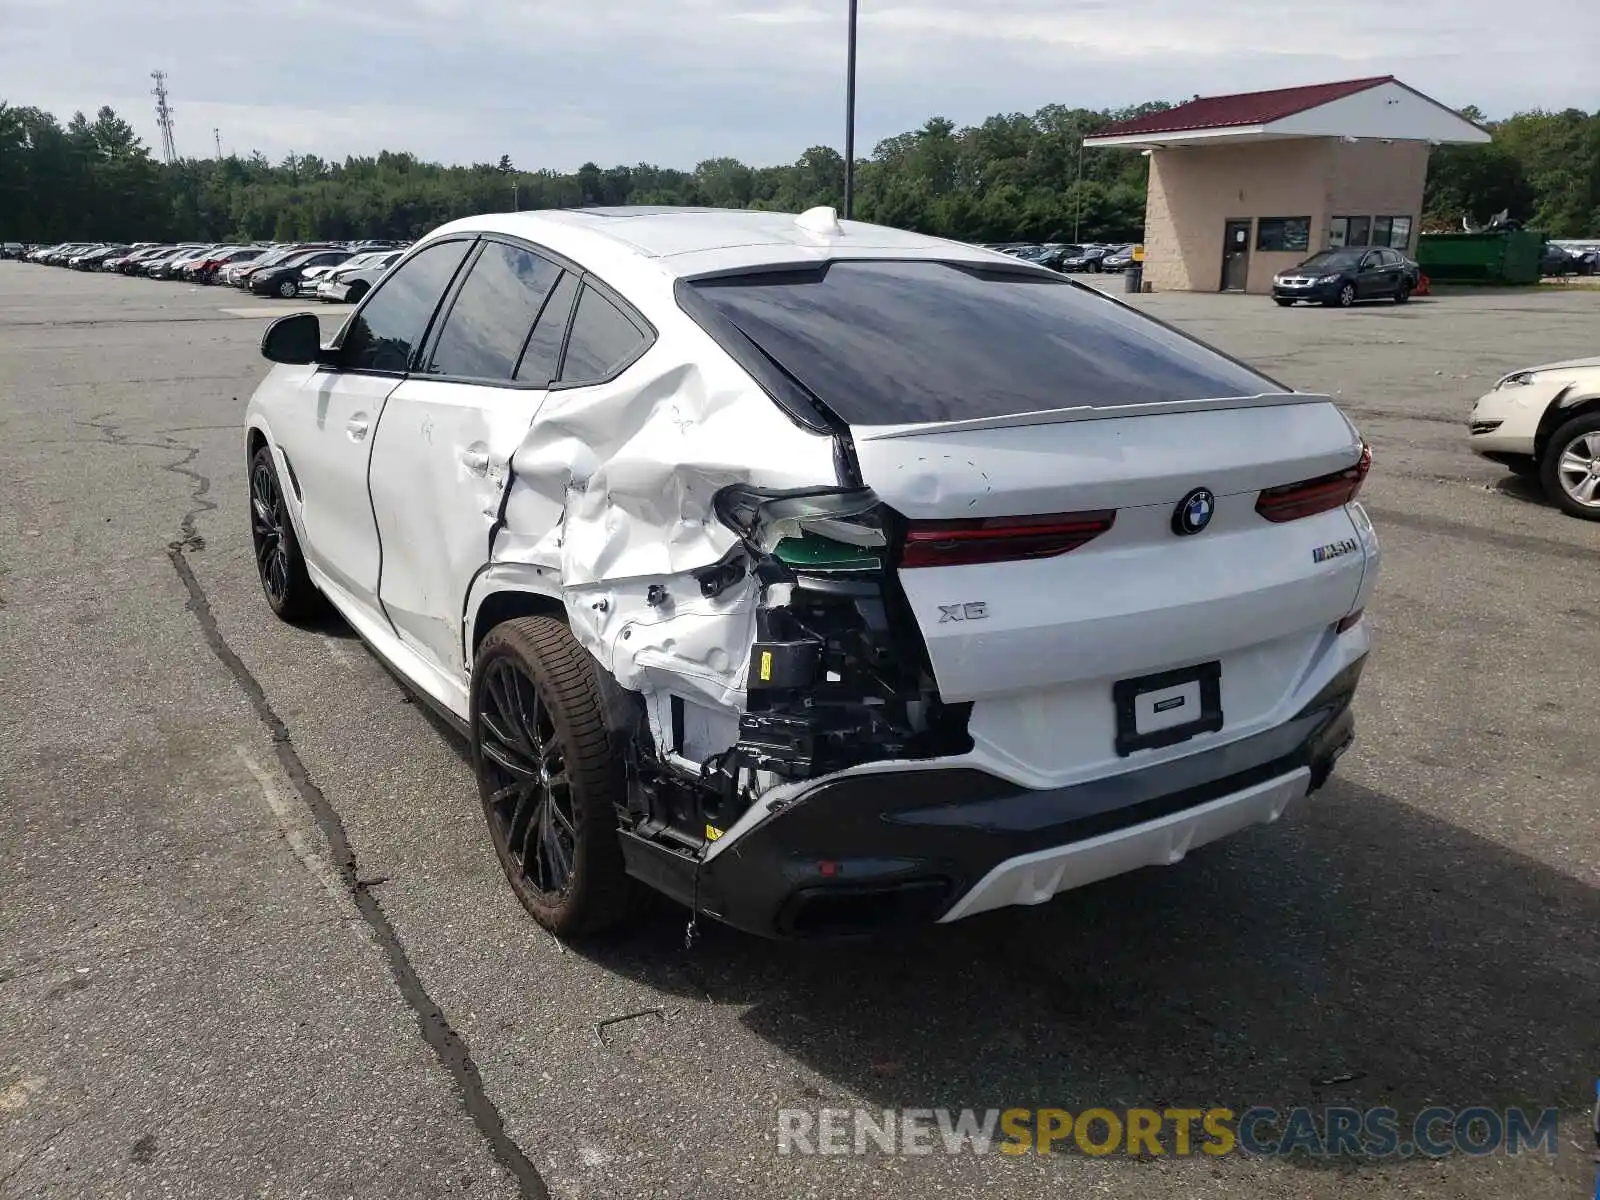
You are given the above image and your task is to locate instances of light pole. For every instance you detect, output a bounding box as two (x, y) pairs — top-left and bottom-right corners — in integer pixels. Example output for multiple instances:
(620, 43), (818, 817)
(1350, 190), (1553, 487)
(1074, 137), (1084, 242)
(844, 0), (858, 219)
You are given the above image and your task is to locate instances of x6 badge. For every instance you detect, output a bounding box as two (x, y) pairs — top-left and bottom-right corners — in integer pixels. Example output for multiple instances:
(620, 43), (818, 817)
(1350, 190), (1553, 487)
(939, 602), (989, 623)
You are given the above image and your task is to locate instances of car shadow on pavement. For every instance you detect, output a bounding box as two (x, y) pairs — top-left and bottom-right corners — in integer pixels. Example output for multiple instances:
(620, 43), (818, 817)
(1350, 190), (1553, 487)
(1485, 471), (1556, 511)
(575, 777), (1598, 1175)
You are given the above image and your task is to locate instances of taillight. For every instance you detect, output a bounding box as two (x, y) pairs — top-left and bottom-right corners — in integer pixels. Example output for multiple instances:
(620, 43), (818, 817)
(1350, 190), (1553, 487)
(901, 511), (1115, 568)
(1256, 444), (1371, 523)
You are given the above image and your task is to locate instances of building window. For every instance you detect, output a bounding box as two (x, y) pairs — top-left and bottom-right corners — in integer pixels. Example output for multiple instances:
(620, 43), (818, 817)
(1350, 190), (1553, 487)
(1371, 217), (1393, 249)
(1256, 217), (1311, 252)
(1386, 216), (1413, 250)
(1330, 216), (1381, 248)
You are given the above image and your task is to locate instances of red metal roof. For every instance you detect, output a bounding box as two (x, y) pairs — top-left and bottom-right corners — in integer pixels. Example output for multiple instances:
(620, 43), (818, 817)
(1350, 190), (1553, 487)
(1092, 76), (1395, 138)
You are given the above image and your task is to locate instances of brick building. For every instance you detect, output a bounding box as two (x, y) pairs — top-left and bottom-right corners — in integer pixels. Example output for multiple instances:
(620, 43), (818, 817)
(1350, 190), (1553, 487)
(1084, 77), (1490, 294)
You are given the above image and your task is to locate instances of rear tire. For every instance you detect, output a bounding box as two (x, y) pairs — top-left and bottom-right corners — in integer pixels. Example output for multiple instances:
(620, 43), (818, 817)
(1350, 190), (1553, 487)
(1539, 412), (1600, 521)
(471, 617), (631, 937)
(1394, 282), (1411, 304)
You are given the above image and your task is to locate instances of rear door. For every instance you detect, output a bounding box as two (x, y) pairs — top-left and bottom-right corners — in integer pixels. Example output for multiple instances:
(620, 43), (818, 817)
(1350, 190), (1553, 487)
(366, 239), (585, 677)
(688, 260), (1369, 780)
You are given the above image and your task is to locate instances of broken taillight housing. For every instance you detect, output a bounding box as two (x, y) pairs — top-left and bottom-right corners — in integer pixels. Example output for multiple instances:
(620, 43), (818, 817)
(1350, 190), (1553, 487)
(900, 511), (1116, 568)
(1255, 444), (1372, 523)
(713, 485), (888, 562)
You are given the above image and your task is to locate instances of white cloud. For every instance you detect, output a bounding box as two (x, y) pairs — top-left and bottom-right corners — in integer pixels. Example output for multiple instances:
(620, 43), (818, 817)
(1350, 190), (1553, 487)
(1, 0), (1591, 170)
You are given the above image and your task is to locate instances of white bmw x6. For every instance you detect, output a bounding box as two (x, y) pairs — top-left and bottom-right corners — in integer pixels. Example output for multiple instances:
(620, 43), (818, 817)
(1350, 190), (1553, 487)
(245, 206), (1379, 940)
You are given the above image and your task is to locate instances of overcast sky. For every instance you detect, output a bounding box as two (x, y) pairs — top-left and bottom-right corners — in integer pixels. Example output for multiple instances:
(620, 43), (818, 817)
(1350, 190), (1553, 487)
(4, 0), (1594, 171)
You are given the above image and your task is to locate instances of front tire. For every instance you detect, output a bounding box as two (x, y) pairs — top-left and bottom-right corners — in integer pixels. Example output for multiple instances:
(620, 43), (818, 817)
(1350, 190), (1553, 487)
(345, 280), (370, 304)
(471, 617), (631, 937)
(1540, 413), (1600, 521)
(1337, 283), (1357, 308)
(275, 279), (297, 299)
(1274, 298), (1293, 307)
(249, 445), (324, 620)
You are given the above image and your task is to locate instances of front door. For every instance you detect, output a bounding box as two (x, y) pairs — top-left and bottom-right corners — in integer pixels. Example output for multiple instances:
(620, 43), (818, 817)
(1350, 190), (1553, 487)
(1220, 220), (1252, 291)
(279, 237), (476, 617)
(274, 370), (401, 613)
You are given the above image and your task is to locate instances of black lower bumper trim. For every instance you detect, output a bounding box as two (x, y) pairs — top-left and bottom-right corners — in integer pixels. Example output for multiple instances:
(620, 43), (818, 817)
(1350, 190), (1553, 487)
(627, 657), (1365, 939)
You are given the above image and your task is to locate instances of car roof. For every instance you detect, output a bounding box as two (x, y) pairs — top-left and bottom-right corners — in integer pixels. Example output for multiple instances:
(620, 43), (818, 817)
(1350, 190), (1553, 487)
(422, 205), (1006, 282)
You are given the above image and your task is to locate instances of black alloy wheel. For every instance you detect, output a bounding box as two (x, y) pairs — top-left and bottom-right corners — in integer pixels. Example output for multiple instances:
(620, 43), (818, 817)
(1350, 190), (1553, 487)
(471, 617), (631, 936)
(248, 445), (322, 620)
(478, 657), (579, 898)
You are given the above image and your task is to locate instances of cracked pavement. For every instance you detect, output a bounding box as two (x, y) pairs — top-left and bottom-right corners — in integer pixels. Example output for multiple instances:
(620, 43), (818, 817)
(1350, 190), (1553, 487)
(1, 265), (1598, 1199)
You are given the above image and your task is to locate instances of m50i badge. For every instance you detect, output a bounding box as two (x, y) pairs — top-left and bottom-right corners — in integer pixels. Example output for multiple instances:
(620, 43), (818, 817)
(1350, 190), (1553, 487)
(1313, 538), (1359, 564)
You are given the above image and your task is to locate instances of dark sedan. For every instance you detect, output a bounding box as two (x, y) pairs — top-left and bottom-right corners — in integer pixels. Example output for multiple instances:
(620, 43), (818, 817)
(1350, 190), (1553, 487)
(1272, 248), (1419, 307)
(1100, 245), (1138, 272)
(1061, 245), (1113, 272)
(248, 249), (354, 298)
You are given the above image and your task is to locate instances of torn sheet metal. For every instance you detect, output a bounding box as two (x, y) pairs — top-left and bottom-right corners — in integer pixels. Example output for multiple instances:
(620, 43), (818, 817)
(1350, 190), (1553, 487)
(493, 334), (837, 719)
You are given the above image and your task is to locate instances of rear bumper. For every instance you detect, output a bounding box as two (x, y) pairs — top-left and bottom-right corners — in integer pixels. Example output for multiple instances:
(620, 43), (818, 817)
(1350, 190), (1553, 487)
(626, 656), (1363, 938)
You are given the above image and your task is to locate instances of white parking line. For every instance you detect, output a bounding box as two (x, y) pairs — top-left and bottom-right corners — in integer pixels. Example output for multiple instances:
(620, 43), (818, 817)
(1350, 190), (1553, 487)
(219, 306), (352, 317)
(234, 745), (364, 931)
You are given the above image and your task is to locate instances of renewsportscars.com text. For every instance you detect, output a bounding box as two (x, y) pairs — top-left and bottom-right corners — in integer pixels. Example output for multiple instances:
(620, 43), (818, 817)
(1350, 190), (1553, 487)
(776, 1106), (1560, 1159)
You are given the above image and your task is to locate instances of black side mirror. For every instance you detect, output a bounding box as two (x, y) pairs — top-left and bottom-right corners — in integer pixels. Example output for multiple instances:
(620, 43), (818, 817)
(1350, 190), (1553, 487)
(261, 312), (325, 365)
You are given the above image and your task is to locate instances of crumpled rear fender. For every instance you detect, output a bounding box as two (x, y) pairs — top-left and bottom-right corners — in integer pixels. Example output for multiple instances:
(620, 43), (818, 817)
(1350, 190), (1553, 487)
(485, 327), (838, 728)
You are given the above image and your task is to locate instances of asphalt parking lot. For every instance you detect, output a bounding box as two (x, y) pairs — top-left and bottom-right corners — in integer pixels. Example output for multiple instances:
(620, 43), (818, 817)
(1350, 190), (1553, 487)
(2, 265), (1598, 1200)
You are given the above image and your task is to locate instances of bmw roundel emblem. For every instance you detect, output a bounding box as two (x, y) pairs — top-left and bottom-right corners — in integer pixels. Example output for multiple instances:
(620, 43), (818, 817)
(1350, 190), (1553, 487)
(1173, 487), (1216, 536)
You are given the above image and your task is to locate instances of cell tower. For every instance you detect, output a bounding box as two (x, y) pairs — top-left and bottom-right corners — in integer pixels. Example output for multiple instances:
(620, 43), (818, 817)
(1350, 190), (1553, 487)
(214, 128), (223, 159)
(151, 71), (177, 164)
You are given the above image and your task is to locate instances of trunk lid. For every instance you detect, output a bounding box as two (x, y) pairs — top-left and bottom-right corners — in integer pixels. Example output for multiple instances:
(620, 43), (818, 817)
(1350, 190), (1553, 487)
(853, 400), (1369, 779)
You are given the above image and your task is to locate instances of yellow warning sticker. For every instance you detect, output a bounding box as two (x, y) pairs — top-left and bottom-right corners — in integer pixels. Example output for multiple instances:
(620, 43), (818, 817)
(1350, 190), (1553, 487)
(705, 825), (724, 842)
(759, 650), (773, 682)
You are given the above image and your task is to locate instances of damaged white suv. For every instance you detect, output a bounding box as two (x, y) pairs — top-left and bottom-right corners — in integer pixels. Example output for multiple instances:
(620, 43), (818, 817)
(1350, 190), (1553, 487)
(245, 206), (1379, 940)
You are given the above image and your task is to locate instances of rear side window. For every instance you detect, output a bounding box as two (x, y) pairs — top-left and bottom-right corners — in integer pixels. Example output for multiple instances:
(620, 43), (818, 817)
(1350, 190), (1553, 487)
(339, 240), (471, 373)
(428, 242), (562, 382)
(686, 260), (1276, 425)
(557, 285), (650, 385)
(515, 271), (578, 385)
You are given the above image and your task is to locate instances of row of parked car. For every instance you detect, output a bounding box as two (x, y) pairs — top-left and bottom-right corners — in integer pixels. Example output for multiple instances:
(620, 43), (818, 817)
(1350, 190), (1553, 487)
(1542, 240), (1600, 277)
(985, 241), (1140, 273)
(10, 239), (410, 303)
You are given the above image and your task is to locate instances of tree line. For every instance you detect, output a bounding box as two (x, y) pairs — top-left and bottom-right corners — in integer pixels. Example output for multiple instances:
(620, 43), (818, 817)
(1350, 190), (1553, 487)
(1, 98), (1595, 246)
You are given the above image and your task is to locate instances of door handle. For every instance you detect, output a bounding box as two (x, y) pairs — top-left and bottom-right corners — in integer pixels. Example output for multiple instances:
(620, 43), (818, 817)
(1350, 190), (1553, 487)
(460, 448), (490, 475)
(345, 416), (370, 441)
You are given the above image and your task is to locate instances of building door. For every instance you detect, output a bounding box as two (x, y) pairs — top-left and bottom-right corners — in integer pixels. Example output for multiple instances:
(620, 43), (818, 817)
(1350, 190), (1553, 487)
(1220, 220), (1252, 291)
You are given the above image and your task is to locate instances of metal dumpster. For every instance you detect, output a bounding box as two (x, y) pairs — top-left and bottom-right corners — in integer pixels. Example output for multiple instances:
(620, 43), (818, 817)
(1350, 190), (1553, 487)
(1416, 231), (1542, 284)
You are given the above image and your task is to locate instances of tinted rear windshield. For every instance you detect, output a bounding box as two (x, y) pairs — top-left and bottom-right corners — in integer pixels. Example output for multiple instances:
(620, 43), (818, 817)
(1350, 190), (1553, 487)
(687, 260), (1275, 425)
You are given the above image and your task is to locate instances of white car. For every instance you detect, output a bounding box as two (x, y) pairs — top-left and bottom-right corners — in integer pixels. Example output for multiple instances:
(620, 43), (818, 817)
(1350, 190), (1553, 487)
(1467, 356), (1600, 519)
(313, 250), (403, 303)
(244, 206), (1378, 941)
